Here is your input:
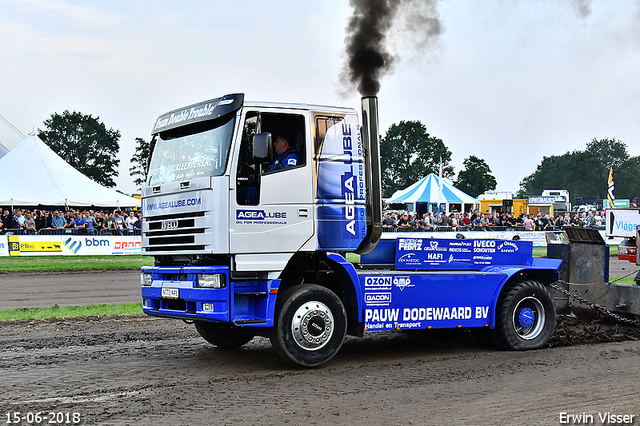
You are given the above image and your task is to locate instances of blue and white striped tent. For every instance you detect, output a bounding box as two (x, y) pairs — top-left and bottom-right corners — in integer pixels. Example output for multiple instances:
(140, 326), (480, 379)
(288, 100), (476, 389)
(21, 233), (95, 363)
(387, 173), (479, 213)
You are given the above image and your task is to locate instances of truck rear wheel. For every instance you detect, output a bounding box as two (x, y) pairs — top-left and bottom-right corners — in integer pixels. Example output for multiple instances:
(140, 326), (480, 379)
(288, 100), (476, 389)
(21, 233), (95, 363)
(195, 321), (254, 348)
(270, 284), (347, 367)
(492, 280), (556, 350)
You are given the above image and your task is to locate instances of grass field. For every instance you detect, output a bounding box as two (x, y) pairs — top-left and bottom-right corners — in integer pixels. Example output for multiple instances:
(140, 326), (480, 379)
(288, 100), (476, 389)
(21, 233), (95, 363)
(0, 303), (143, 321)
(0, 255), (154, 272)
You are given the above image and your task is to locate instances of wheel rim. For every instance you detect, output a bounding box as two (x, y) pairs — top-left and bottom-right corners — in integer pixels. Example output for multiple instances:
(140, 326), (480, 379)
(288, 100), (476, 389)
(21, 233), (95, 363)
(291, 301), (335, 351)
(512, 296), (545, 340)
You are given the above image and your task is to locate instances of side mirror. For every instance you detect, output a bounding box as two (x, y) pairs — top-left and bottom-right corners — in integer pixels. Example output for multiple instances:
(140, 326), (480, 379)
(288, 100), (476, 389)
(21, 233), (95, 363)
(253, 133), (272, 160)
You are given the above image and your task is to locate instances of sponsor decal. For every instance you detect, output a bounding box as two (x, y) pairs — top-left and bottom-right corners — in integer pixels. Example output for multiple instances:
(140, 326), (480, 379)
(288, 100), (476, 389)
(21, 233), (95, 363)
(614, 220), (638, 233)
(339, 122), (365, 238)
(424, 240), (447, 251)
(364, 292), (392, 306)
(153, 102), (218, 131)
(365, 308), (400, 323)
(236, 210), (287, 225)
(398, 238), (422, 251)
(364, 276), (392, 290)
(146, 197), (202, 211)
(8, 236), (62, 256)
(448, 240), (472, 253)
(397, 252), (420, 265)
(85, 238), (110, 247)
(393, 276), (414, 291)
(64, 238), (82, 254)
(473, 240), (496, 253)
(497, 241), (519, 253)
(114, 241), (141, 250)
(364, 305), (491, 331)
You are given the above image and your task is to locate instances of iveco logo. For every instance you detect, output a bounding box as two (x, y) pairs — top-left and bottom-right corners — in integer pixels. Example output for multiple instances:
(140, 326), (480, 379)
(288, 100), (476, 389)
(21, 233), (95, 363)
(161, 219), (179, 230)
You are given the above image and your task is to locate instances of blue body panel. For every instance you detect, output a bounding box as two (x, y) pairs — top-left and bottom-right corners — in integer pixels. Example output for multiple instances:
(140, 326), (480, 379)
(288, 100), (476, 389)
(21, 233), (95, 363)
(359, 270), (507, 330)
(330, 237), (562, 331)
(141, 238), (561, 332)
(141, 265), (280, 326)
(315, 115), (368, 251)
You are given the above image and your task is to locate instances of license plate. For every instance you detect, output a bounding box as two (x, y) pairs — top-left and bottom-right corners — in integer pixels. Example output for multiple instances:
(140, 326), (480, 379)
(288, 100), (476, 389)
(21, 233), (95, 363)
(161, 288), (180, 299)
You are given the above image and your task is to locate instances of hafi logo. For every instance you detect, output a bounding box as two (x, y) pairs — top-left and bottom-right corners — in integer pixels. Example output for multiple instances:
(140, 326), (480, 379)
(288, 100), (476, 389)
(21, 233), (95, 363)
(64, 238), (82, 254)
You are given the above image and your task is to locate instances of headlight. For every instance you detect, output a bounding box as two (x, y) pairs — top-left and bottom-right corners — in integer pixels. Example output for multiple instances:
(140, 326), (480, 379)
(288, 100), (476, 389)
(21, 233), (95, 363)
(141, 273), (152, 286)
(197, 273), (226, 289)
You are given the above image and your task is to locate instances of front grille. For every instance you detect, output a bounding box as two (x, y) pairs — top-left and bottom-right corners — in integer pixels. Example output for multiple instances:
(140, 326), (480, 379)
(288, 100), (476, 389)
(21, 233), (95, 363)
(143, 211), (208, 253)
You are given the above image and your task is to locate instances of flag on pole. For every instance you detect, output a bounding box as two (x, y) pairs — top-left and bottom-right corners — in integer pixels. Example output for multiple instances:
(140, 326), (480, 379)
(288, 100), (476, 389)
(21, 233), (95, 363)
(607, 167), (615, 208)
(438, 157), (443, 213)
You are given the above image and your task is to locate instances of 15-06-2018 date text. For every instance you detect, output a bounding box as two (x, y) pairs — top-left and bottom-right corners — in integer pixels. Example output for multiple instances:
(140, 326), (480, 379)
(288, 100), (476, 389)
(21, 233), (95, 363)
(5, 412), (81, 425)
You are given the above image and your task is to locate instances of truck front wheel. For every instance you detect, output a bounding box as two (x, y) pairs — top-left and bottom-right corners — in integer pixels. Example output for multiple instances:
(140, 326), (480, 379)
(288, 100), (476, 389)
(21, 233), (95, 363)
(270, 284), (347, 367)
(492, 280), (556, 350)
(195, 321), (254, 348)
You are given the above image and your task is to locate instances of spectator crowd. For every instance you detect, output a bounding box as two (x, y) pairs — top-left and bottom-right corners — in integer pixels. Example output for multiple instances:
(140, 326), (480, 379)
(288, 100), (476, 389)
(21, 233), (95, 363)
(382, 209), (607, 233)
(0, 208), (142, 236)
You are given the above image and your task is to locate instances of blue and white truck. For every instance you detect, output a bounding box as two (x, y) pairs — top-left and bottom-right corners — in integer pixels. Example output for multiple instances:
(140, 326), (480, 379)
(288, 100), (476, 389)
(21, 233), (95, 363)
(140, 94), (562, 366)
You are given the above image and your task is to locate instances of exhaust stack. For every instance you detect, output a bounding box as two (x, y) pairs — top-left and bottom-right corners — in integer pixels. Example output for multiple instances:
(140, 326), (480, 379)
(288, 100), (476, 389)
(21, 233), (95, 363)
(356, 96), (383, 254)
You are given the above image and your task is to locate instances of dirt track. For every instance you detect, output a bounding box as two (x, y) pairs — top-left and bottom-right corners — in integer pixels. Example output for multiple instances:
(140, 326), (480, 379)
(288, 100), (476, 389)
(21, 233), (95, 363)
(0, 315), (639, 426)
(0, 260), (639, 425)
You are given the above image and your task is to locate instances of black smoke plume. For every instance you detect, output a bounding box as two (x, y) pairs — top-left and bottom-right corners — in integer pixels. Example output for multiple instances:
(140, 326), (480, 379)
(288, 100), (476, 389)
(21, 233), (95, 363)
(341, 0), (442, 97)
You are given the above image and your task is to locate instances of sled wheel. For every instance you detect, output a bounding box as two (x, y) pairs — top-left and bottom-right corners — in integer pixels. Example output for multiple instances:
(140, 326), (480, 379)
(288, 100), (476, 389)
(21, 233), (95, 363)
(270, 284), (347, 367)
(493, 280), (556, 350)
(195, 321), (254, 348)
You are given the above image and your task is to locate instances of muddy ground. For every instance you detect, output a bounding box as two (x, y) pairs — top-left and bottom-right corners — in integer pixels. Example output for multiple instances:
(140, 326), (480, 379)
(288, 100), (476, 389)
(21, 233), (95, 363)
(0, 315), (639, 426)
(0, 259), (639, 425)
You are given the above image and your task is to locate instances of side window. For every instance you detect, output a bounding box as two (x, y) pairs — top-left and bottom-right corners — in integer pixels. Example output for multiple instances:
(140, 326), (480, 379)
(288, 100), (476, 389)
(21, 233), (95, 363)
(236, 113), (259, 205)
(315, 116), (341, 155)
(262, 113), (306, 174)
(236, 112), (306, 206)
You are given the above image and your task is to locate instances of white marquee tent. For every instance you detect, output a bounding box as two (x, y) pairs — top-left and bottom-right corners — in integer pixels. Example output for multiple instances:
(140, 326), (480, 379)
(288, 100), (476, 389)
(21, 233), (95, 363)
(387, 173), (479, 214)
(0, 135), (140, 207)
(0, 142), (8, 158)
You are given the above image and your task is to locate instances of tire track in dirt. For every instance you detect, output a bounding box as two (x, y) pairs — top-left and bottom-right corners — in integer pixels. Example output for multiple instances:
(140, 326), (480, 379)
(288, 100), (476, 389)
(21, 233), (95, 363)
(1, 317), (639, 425)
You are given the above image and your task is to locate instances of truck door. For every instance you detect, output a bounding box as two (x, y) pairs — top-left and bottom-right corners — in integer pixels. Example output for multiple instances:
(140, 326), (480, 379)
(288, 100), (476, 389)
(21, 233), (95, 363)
(229, 110), (314, 264)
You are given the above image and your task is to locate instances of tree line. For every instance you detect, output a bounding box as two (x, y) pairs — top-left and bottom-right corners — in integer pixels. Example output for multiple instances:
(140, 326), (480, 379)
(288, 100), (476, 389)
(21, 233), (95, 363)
(36, 110), (636, 204)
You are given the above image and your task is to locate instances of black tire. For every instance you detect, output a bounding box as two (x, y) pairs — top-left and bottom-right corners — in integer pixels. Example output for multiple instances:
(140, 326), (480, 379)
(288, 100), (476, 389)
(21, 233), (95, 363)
(194, 321), (254, 348)
(492, 280), (556, 350)
(270, 284), (347, 367)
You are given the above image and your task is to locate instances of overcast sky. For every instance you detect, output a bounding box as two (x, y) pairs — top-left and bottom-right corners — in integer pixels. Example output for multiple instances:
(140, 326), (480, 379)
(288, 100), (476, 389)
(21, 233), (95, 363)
(1, 0), (639, 195)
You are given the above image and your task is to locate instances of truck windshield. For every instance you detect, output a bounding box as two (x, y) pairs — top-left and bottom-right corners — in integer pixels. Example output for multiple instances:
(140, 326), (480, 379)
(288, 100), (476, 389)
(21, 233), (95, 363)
(147, 115), (236, 186)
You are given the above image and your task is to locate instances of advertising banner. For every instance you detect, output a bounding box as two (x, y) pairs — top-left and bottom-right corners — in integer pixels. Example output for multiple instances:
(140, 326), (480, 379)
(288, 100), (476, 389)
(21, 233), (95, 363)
(1, 235), (141, 256)
(0, 237), (8, 256)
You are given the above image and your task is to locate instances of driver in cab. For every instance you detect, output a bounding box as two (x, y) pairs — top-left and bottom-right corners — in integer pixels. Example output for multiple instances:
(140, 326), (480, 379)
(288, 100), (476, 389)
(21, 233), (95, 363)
(267, 133), (301, 172)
